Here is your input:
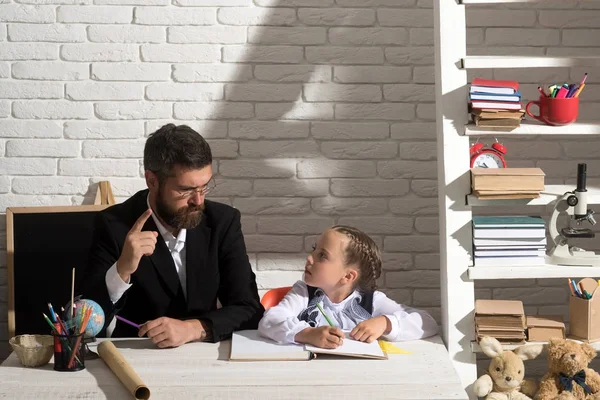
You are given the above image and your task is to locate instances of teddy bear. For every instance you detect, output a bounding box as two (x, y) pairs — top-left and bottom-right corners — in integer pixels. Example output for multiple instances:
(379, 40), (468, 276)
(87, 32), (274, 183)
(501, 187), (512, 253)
(473, 336), (543, 400)
(536, 338), (600, 400)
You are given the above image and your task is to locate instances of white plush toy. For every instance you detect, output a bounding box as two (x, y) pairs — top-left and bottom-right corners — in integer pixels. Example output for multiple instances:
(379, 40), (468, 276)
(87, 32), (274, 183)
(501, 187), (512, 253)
(473, 336), (543, 400)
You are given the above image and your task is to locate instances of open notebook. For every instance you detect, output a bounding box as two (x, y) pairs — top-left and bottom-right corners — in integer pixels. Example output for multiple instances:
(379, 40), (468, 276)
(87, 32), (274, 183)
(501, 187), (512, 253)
(230, 330), (387, 361)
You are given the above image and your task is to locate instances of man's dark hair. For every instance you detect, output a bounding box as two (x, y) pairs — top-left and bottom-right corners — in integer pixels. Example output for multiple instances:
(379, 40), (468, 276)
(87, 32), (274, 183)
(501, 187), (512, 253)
(144, 124), (212, 182)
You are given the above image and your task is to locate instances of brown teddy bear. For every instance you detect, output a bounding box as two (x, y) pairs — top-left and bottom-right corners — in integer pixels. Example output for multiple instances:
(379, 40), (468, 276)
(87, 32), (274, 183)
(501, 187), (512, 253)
(537, 338), (600, 400)
(473, 336), (543, 400)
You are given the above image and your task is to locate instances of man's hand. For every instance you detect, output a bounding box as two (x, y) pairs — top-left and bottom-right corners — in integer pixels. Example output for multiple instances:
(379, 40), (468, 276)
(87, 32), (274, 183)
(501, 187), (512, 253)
(138, 317), (206, 348)
(350, 316), (390, 343)
(116, 208), (158, 282)
(294, 326), (345, 349)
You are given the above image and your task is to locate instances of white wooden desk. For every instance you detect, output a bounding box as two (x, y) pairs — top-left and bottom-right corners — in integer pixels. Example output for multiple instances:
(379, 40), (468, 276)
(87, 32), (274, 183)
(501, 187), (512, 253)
(0, 335), (468, 399)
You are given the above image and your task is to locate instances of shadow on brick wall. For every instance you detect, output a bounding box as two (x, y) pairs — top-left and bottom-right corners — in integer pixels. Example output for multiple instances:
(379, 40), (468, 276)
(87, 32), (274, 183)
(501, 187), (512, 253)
(1, 2), (442, 363)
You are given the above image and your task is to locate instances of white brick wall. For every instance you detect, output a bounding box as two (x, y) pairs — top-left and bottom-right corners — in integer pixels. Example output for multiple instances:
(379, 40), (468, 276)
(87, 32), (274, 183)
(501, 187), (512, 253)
(0, 2), (598, 373)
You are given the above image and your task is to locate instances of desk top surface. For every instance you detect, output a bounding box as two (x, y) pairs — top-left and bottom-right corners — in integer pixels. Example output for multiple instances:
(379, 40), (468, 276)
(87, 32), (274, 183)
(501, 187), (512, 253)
(0, 335), (468, 400)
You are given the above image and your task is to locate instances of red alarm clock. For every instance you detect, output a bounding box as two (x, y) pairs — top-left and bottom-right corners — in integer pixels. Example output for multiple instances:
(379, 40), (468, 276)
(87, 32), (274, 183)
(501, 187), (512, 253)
(470, 139), (507, 168)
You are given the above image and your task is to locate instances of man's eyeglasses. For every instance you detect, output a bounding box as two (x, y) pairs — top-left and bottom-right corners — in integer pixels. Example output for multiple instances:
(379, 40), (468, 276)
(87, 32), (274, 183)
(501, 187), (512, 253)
(175, 178), (217, 199)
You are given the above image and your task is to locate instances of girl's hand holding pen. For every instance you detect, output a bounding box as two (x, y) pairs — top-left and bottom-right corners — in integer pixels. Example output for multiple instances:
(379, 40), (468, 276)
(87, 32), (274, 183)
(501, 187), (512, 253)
(350, 316), (391, 343)
(294, 326), (345, 349)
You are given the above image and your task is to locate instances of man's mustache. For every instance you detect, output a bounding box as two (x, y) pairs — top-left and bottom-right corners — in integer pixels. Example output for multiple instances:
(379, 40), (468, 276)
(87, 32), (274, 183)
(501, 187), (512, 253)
(184, 205), (203, 213)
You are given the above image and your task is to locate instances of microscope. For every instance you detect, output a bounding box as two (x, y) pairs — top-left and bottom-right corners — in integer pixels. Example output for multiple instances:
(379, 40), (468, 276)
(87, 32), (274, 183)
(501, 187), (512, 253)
(548, 163), (600, 266)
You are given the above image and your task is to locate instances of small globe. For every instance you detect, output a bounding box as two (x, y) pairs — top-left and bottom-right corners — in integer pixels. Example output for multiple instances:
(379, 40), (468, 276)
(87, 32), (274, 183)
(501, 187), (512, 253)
(64, 299), (105, 339)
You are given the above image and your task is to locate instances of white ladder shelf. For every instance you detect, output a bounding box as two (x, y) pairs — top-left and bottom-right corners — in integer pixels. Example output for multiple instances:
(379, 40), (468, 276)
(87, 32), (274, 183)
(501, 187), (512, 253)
(434, 1), (600, 398)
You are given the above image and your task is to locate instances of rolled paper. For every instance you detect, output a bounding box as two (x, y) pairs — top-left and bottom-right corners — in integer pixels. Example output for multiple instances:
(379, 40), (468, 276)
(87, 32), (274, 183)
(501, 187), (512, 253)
(98, 341), (150, 400)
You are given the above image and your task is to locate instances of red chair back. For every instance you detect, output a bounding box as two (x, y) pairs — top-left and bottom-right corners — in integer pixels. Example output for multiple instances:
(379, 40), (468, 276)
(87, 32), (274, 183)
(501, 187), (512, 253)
(261, 286), (292, 310)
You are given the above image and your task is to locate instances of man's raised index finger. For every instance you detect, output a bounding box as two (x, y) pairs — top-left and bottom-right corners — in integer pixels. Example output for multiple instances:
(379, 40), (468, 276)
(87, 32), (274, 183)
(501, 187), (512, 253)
(131, 208), (152, 232)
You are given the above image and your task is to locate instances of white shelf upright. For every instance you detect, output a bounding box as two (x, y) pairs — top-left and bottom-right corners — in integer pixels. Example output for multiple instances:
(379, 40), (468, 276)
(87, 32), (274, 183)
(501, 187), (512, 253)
(435, 1), (600, 396)
(434, 0), (477, 394)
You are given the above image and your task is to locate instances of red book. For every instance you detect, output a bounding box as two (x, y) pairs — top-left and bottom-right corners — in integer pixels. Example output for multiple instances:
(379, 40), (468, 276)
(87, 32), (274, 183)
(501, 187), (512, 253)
(471, 78), (519, 95)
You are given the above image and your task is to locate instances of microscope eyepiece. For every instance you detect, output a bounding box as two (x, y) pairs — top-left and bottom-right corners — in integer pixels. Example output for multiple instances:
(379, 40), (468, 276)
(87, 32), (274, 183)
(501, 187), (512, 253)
(577, 163), (587, 192)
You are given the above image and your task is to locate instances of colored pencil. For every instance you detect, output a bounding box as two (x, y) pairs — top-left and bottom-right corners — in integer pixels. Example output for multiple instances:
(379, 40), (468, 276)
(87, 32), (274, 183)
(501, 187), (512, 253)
(70, 268), (75, 319)
(574, 83), (586, 98)
(315, 302), (335, 327)
(67, 307), (92, 369)
(116, 315), (141, 329)
(47, 303), (57, 323)
(42, 313), (59, 333)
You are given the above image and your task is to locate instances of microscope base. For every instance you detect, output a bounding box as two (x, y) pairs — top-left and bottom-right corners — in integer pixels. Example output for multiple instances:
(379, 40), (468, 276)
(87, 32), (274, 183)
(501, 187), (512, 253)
(548, 243), (600, 266)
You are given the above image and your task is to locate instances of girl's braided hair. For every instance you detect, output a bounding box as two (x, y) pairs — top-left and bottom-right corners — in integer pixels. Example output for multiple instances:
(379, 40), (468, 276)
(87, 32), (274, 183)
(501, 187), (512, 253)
(331, 225), (382, 292)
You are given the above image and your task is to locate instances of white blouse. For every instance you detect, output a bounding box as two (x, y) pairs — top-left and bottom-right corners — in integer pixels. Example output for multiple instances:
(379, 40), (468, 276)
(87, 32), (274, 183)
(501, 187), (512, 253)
(258, 280), (439, 344)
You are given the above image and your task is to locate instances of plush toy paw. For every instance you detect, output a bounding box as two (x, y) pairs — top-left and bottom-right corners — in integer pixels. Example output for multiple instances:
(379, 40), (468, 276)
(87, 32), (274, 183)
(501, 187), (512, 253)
(486, 392), (509, 400)
(473, 374), (493, 397)
(520, 378), (538, 398)
(556, 392), (577, 400)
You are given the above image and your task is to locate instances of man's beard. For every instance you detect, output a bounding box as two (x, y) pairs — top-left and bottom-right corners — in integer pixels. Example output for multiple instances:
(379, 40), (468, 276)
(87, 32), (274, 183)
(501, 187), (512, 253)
(155, 189), (204, 230)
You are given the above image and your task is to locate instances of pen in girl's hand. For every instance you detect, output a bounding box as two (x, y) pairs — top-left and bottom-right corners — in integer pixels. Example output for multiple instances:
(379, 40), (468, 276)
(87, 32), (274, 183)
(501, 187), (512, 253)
(315, 302), (335, 327)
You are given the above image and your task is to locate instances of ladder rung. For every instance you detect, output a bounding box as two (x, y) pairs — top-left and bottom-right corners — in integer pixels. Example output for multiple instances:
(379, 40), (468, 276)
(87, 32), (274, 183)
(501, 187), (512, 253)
(461, 56), (600, 69)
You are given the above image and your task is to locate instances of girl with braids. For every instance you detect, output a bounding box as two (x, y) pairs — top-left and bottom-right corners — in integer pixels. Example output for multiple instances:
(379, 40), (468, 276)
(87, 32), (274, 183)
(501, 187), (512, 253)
(258, 225), (438, 349)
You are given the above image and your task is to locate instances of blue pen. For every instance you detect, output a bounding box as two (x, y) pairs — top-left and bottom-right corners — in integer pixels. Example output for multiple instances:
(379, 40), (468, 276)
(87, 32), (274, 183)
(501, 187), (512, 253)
(47, 303), (57, 323)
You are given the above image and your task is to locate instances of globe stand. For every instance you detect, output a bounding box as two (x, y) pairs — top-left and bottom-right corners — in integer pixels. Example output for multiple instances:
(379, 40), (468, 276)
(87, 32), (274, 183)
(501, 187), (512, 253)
(83, 337), (99, 360)
(62, 297), (106, 361)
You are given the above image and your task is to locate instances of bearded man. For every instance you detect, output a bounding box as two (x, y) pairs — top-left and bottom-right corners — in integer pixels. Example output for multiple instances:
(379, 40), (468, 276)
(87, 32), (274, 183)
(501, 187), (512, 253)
(83, 124), (263, 347)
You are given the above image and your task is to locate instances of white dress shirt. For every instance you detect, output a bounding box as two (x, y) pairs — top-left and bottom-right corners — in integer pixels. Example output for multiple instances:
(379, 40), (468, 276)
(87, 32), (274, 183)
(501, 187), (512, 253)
(105, 196), (188, 303)
(258, 280), (439, 344)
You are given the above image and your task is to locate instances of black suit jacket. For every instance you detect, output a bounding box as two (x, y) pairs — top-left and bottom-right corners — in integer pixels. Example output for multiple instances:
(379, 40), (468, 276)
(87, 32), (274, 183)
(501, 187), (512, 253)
(83, 189), (264, 342)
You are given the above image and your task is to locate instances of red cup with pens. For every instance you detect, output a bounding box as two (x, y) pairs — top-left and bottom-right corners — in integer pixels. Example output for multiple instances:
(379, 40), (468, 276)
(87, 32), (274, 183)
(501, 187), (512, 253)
(526, 73), (587, 126)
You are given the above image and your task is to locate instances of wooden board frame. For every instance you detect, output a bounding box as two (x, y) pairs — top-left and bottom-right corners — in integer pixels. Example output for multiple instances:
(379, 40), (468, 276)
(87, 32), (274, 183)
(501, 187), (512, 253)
(6, 204), (111, 339)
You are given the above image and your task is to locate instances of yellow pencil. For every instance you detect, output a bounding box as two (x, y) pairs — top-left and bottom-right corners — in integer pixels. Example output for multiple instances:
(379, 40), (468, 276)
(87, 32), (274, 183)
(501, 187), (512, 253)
(574, 83), (586, 98)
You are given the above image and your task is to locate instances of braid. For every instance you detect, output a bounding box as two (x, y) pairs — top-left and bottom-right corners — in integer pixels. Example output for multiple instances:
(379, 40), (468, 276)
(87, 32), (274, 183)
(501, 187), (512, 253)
(331, 225), (382, 292)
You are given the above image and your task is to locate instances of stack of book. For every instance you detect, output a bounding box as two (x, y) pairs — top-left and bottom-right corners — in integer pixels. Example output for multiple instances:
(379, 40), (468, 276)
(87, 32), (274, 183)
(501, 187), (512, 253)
(473, 216), (547, 267)
(469, 78), (525, 129)
(470, 167), (545, 200)
(526, 315), (565, 341)
(475, 299), (527, 344)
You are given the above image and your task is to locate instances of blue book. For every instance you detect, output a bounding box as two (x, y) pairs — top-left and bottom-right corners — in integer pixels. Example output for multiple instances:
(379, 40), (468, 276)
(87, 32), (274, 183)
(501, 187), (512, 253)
(473, 216), (545, 229)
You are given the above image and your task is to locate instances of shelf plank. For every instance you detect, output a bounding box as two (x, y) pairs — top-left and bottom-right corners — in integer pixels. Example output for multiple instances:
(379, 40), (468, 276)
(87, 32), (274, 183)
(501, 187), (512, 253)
(461, 0), (546, 3)
(467, 185), (600, 207)
(471, 339), (600, 353)
(461, 56), (600, 69)
(465, 121), (600, 136)
(468, 264), (600, 280)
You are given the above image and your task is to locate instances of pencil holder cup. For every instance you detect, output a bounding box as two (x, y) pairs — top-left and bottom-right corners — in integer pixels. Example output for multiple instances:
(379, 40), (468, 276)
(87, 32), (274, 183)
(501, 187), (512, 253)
(525, 96), (579, 126)
(569, 280), (600, 342)
(9, 334), (54, 367)
(52, 332), (85, 372)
